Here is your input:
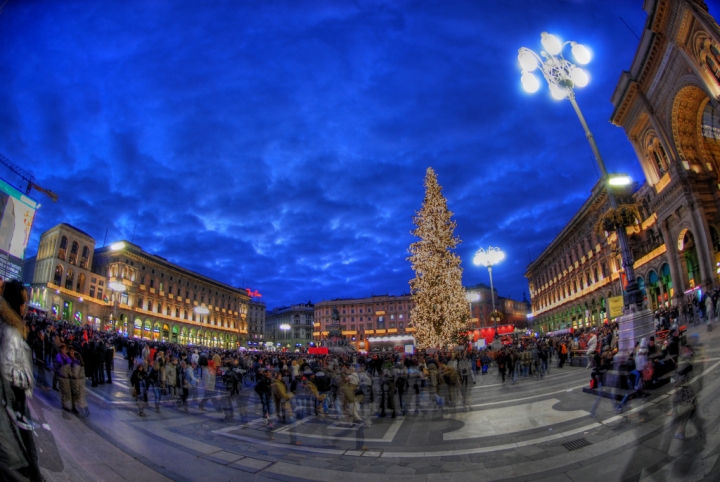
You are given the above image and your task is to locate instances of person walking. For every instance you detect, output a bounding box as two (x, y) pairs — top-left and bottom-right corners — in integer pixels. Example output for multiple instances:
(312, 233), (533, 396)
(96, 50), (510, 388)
(130, 363), (149, 417)
(55, 344), (73, 412)
(165, 357), (178, 403)
(586, 332), (598, 370)
(148, 360), (162, 412)
(68, 346), (89, 417)
(104, 340), (114, 384)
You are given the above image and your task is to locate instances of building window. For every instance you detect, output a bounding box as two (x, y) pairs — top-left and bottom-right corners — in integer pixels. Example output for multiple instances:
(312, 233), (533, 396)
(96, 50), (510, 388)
(58, 236), (68, 260)
(89, 286), (95, 298)
(147, 301), (153, 311)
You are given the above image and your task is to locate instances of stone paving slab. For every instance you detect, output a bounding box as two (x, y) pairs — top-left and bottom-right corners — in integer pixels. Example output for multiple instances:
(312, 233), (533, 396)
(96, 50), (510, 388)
(229, 456), (274, 473)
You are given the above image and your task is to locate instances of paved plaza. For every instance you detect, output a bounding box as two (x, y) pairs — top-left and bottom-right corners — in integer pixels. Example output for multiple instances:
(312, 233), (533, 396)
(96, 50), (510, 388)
(31, 324), (720, 481)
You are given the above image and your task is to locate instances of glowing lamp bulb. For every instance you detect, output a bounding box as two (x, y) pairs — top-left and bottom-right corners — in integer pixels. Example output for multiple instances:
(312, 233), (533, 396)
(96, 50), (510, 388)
(541, 32), (562, 56)
(518, 49), (538, 72)
(571, 42), (591, 64)
(570, 67), (589, 88)
(549, 83), (566, 100)
(521, 72), (540, 93)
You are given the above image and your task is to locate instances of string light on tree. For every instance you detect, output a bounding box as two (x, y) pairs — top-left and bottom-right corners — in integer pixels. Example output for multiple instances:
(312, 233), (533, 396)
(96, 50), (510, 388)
(407, 167), (468, 349)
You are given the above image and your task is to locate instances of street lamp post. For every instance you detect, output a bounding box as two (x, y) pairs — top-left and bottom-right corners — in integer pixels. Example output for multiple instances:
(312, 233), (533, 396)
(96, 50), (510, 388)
(279, 323), (290, 347)
(517, 32), (641, 308)
(473, 247), (505, 339)
(465, 291), (480, 329)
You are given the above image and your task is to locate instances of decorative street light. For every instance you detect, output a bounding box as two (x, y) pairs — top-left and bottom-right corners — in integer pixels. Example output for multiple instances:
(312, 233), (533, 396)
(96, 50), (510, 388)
(465, 291), (479, 328)
(517, 32), (641, 308)
(279, 323), (291, 344)
(473, 247), (504, 338)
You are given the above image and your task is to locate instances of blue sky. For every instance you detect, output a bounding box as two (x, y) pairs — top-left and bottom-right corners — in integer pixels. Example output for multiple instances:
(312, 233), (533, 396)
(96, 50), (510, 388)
(1, 0), (708, 308)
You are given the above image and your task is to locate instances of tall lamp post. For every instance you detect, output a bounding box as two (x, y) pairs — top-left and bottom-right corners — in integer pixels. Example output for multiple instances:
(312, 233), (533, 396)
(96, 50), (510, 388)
(465, 291), (480, 329)
(517, 32), (641, 308)
(473, 247), (505, 338)
(279, 323), (291, 347)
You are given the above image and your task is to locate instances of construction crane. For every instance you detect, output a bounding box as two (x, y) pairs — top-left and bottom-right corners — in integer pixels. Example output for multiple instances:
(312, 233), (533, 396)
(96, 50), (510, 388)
(0, 153), (58, 202)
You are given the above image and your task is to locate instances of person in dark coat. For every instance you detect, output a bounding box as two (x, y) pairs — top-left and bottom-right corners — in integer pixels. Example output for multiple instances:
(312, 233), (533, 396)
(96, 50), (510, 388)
(130, 363), (149, 416)
(83, 339), (98, 387)
(104, 341), (114, 383)
(127, 340), (137, 370)
(95, 340), (106, 384)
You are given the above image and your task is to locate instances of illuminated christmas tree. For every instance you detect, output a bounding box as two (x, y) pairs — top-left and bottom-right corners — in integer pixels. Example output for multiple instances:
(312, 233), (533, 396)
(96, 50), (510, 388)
(408, 167), (468, 348)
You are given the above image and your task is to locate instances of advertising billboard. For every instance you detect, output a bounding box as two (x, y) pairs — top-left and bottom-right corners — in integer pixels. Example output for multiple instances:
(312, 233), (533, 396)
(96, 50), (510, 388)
(0, 177), (38, 281)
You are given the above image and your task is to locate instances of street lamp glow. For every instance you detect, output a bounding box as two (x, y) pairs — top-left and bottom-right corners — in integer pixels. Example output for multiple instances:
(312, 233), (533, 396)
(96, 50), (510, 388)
(473, 247), (505, 268)
(518, 48), (538, 72)
(549, 83), (566, 100)
(465, 292), (480, 303)
(608, 174), (632, 186)
(521, 72), (540, 93)
(108, 281), (126, 292)
(517, 32), (642, 310)
(571, 42), (591, 64)
(194, 306), (210, 315)
(279, 323), (291, 330)
(110, 242), (125, 251)
(541, 32), (562, 55)
(570, 67), (589, 88)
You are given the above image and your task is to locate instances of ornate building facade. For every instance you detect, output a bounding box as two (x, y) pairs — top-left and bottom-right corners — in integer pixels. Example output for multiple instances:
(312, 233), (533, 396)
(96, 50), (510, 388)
(527, 0), (720, 333)
(26, 223), (105, 324)
(265, 302), (314, 348)
(313, 294), (416, 344)
(26, 224), (249, 348)
(465, 283), (532, 330)
(247, 299), (266, 345)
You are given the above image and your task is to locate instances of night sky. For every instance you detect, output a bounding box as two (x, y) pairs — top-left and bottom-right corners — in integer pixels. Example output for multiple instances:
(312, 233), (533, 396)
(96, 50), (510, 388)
(1, 0), (712, 308)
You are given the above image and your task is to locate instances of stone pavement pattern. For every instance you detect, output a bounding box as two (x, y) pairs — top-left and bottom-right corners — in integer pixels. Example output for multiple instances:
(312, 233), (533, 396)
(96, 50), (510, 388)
(29, 324), (720, 481)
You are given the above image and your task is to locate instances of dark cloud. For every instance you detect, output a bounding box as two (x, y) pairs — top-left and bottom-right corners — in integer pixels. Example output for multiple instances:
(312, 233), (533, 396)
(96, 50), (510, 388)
(0, 0), (697, 307)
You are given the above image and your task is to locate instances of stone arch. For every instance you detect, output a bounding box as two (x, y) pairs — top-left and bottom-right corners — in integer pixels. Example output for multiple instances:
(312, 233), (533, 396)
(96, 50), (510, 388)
(642, 130), (671, 184)
(153, 322), (161, 340)
(65, 268), (74, 290)
(678, 229), (701, 289)
(76, 273), (86, 293)
(69, 241), (79, 265)
(53, 264), (64, 285)
(693, 31), (720, 94)
(671, 84), (720, 175)
(58, 235), (68, 260)
(189, 328), (196, 344)
(180, 326), (188, 344)
(133, 318), (142, 338)
(143, 320), (152, 339)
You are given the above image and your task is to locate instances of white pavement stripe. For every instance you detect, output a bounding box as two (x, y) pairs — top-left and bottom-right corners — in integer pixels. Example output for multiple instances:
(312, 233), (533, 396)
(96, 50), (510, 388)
(443, 398), (588, 441)
(207, 359), (720, 459)
(468, 384), (586, 408)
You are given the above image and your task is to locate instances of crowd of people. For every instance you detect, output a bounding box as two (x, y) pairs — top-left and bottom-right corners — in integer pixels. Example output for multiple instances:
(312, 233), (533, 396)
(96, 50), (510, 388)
(0, 276), (709, 480)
